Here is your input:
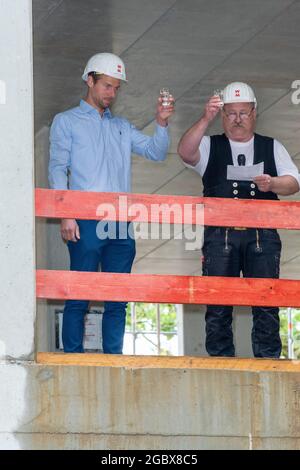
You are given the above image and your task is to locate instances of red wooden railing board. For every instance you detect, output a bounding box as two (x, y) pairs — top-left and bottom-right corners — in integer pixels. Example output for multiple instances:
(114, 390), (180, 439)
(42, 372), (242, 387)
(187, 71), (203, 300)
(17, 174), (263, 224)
(36, 270), (300, 307)
(35, 188), (300, 229)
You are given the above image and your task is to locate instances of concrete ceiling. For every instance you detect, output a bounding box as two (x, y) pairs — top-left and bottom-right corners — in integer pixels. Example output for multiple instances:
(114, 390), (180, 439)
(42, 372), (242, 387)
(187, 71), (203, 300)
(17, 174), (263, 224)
(33, 0), (300, 278)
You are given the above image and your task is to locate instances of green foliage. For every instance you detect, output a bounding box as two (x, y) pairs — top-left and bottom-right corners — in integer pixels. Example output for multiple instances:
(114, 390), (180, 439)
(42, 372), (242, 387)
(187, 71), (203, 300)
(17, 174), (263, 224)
(280, 308), (300, 359)
(126, 303), (177, 333)
(126, 303), (177, 355)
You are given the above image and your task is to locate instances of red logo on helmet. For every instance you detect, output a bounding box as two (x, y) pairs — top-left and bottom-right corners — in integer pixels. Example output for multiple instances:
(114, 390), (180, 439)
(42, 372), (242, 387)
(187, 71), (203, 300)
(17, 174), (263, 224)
(235, 89), (240, 97)
(117, 64), (122, 73)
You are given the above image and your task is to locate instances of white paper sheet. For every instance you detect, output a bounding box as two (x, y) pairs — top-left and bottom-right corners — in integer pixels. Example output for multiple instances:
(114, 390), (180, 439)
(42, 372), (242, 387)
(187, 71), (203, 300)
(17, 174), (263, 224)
(227, 162), (264, 181)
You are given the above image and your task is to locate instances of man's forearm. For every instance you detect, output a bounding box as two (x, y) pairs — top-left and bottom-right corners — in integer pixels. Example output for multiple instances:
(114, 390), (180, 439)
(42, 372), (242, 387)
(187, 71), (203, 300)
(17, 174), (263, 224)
(177, 115), (210, 165)
(48, 167), (69, 190)
(271, 175), (299, 195)
(144, 124), (169, 161)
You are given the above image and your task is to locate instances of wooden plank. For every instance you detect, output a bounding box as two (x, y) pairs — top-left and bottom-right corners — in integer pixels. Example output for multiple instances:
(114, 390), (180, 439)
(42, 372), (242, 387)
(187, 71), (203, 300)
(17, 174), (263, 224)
(36, 269), (300, 307)
(36, 352), (300, 372)
(35, 188), (300, 229)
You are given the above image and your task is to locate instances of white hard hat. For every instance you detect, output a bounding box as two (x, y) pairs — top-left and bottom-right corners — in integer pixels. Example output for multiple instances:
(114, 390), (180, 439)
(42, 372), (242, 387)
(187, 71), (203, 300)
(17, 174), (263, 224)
(82, 53), (127, 82)
(222, 82), (257, 108)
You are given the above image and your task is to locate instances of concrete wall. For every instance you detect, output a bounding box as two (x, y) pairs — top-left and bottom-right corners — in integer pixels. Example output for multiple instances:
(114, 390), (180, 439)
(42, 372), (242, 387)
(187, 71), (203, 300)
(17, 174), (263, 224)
(1, 361), (300, 450)
(0, 0), (35, 360)
(35, 126), (52, 352)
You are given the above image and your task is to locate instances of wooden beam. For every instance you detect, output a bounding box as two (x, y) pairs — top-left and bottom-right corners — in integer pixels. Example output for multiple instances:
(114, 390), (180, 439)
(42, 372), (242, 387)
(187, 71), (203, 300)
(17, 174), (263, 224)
(36, 352), (300, 372)
(36, 269), (300, 307)
(35, 188), (300, 229)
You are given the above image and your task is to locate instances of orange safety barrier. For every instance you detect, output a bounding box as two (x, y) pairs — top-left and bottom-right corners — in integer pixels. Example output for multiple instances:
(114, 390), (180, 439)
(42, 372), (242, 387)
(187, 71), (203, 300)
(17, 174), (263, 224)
(36, 188), (300, 229)
(35, 189), (300, 306)
(36, 270), (300, 307)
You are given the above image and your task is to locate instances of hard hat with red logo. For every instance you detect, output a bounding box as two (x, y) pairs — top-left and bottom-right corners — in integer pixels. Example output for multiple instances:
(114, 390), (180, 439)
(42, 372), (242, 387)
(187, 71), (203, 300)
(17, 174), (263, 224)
(222, 82), (257, 108)
(82, 53), (127, 82)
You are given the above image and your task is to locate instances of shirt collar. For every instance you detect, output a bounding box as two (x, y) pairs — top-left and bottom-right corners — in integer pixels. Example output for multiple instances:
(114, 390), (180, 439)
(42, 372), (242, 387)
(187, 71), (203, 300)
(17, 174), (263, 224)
(228, 135), (254, 146)
(79, 99), (112, 118)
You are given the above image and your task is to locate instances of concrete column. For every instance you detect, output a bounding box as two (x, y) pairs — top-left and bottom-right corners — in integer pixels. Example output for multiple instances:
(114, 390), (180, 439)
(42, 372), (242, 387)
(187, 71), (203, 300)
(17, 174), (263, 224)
(0, 0), (35, 359)
(183, 304), (253, 357)
(183, 304), (208, 356)
(233, 307), (253, 357)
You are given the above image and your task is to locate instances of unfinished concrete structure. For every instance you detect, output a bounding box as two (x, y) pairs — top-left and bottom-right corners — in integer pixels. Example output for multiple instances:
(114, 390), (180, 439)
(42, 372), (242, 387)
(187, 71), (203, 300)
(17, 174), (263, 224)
(1, 0), (300, 449)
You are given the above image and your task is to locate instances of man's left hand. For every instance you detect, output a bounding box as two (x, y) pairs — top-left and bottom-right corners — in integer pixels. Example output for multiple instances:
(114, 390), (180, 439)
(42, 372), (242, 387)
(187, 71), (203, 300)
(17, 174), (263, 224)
(253, 174), (273, 192)
(156, 95), (175, 127)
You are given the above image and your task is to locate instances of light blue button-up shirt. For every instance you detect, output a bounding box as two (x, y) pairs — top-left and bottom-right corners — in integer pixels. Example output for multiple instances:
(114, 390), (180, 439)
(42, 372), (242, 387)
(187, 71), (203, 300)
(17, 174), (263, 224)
(49, 99), (170, 192)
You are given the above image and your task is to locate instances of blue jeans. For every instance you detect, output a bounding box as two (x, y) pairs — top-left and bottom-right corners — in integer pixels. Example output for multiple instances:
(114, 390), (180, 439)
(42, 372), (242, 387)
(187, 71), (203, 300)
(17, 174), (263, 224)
(62, 220), (136, 354)
(202, 227), (282, 358)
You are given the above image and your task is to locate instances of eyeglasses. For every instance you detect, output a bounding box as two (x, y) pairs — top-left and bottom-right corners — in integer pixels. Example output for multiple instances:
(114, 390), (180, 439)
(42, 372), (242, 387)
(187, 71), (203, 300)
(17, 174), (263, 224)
(223, 108), (255, 122)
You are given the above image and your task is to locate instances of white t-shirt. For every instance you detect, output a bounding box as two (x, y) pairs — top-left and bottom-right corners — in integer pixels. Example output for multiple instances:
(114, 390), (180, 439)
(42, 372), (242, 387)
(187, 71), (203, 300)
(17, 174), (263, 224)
(186, 135), (299, 185)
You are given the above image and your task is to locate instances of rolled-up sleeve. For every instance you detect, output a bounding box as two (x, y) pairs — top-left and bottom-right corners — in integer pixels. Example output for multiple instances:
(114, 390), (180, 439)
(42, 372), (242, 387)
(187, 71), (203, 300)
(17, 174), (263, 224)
(274, 139), (300, 189)
(130, 123), (170, 161)
(49, 113), (72, 189)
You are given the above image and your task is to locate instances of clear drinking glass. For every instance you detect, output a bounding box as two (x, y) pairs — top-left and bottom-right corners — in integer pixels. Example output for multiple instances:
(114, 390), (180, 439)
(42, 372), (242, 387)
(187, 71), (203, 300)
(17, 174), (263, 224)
(213, 88), (224, 107)
(160, 87), (171, 107)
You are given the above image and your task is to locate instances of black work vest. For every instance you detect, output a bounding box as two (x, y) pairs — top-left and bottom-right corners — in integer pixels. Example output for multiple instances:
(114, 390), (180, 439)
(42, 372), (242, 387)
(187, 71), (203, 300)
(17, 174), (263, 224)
(202, 133), (279, 200)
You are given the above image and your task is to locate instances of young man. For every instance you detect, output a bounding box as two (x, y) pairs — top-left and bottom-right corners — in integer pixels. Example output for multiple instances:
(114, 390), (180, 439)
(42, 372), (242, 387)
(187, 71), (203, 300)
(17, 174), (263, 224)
(178, 82), (299, 358)
(49, 52), (174, 354)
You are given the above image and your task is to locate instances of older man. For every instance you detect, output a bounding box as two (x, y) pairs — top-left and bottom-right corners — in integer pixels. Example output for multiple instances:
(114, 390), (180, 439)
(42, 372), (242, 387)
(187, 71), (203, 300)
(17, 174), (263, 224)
(178, 82), (299, 358)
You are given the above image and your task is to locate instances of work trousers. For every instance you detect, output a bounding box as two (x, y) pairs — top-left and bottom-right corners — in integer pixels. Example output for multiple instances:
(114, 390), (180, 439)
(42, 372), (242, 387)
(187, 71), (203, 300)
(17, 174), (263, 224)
(62, 220), (136, 354)
(202, 227), (282, 358)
